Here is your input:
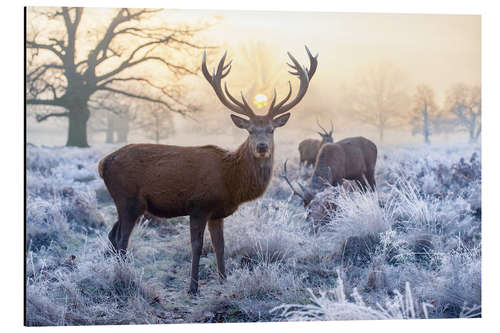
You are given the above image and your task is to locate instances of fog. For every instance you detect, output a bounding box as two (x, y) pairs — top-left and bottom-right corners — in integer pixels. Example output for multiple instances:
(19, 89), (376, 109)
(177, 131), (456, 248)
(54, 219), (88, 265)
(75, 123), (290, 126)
(27, 8), (480, 146)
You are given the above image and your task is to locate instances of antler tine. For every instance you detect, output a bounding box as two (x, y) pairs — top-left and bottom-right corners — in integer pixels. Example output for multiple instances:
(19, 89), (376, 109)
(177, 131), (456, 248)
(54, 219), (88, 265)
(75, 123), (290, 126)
(267, 46), (318, 119)
(280, 160), (306, 201)
(201, 50), (256, 118)
(224, 82), (245, 108)
(329, 120), (334, 135)
(305, 45), (319, 78)
(316, 118), (328, 135)
(267, 88), (278, 111)
(295, 181), (306, 193)
(272, 81), (293, 111)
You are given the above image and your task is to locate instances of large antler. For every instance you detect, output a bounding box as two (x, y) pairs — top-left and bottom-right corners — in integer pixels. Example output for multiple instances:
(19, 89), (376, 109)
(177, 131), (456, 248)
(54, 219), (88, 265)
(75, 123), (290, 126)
(266, 46), (318, 119)
(280, 160), (308, 201)
(202, 51), (256, 118)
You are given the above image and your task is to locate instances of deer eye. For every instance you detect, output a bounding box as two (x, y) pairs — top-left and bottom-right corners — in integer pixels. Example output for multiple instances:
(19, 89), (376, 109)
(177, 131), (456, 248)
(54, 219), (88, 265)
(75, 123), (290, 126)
(266, 128), (274, 134)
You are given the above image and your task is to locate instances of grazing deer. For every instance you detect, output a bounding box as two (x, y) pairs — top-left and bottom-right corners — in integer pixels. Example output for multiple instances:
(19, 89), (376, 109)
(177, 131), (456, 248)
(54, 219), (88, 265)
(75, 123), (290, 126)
(283, 136), (377, 229)
(298, 119), (334, 167)
(98, 47), (318, 294)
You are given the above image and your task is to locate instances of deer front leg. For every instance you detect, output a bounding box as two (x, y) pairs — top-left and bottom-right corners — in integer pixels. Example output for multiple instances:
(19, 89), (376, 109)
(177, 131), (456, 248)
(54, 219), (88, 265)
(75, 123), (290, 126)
(189, 215), (208, 295)
(208, 218), (226, 281)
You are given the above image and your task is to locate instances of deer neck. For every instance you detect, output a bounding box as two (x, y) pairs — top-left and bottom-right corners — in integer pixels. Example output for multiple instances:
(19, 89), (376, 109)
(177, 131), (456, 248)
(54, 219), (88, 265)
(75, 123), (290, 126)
(225, 138), (273, 204)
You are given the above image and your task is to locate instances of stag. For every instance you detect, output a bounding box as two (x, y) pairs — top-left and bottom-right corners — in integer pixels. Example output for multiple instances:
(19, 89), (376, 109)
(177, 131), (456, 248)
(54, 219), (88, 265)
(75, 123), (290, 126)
(283, 136), (377, 229)
(98, 47), (318, 294)
(298, 119), (334, 167)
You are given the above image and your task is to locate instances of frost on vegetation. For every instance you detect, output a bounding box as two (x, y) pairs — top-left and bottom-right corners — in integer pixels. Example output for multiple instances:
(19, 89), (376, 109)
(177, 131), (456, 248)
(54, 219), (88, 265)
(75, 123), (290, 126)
(26, 238), (166, 326)
(272, 276), (432, 321)
(223, 198), (309, 266)
(322, 187), (391, 240)
(25, 143), (481, 325)
(26, 197), (68, 251)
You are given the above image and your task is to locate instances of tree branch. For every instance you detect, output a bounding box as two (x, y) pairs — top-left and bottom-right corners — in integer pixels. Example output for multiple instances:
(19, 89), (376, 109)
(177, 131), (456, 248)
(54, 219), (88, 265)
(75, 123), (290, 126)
(98, 76), (187, 107)
(35, 111), (70, 122)
(95, 38), (176, 82)
(27, 98), (63, 107)
(99, 86), (183, 113)
(27, 64), (64, 83)
(26, 40), (64, 61)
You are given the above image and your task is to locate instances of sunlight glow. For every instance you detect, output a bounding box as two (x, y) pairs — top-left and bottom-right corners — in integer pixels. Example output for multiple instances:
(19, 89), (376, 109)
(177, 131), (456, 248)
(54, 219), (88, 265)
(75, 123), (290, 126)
(253, 93), (268, 109)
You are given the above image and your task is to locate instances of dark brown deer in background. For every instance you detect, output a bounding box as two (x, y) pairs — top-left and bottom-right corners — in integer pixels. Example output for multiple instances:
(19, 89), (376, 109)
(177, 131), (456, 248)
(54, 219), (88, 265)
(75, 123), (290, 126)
(298, 119), (334, 167)
(311, 137), (377, 192)
(98, 46), (318, 294)
(284, 136), (377, 228)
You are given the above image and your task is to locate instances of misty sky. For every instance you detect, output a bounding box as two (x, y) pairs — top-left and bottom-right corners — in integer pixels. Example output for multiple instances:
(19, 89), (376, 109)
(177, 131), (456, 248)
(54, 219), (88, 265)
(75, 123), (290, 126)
(202, 10), (480, 103)
(27, 8), (480, 145)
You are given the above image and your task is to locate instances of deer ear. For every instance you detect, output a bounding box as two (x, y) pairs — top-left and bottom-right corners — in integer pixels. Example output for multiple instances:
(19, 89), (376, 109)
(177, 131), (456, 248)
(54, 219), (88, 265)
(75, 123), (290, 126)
(230, 114), (251, 129)
(272, 113), (291, 128)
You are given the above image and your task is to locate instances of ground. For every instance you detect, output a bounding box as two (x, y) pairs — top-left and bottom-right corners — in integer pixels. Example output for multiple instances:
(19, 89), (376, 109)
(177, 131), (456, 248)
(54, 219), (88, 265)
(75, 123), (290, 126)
(25, 140), (481, 325)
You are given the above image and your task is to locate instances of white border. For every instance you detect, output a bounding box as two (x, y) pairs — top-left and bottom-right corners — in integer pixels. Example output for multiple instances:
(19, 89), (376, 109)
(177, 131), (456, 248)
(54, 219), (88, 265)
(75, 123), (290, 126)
(4, 0), (499, 332)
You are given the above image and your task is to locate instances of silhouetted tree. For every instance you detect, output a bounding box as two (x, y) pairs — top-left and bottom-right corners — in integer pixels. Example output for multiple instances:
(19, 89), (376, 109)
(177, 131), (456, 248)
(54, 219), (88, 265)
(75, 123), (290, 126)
(26, 7), (213, 147)
(135, 104), (176, 144)
(445, 84), (481, 143)
(88, 93), (135, 144)
(410, 84), (440, 144)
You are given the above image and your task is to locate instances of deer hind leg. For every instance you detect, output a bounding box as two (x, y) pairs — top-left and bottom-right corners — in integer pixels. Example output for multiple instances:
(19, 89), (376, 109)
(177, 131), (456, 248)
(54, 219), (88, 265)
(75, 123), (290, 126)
(108, 221), (119, 251)
(366, 168), (376, 191)
(208, 218), (226, 281)
(115, 198), (145, 256)
(189, 215), (209, 295)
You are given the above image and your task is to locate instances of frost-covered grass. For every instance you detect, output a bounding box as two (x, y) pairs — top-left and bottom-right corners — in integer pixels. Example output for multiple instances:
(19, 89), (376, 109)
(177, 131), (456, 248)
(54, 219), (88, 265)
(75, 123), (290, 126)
(25, 141), (481, 325)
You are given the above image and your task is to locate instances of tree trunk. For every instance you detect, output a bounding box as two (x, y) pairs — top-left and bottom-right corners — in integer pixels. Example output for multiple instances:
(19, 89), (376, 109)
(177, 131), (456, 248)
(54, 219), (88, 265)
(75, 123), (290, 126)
(469, 128), (476, 143)
(105, 128), (114, 144)
(378, 126), (384, 143)
(66, 105), (90, 147)
(423, 105), (430, 144)
(116, 127), (128, 143)
(468, 121), (476, 143)
(116, 115), (129, 143)
(105, 113), (115, 144)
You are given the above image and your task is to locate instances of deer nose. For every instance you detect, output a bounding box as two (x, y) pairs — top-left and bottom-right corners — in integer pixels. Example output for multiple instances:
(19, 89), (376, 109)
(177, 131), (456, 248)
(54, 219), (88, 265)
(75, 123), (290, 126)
(256, 143), (268, 153)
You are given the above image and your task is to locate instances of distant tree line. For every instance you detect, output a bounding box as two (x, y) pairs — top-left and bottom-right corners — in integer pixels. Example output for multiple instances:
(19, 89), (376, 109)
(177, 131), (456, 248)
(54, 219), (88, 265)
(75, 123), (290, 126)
(340, 62), (480, 144)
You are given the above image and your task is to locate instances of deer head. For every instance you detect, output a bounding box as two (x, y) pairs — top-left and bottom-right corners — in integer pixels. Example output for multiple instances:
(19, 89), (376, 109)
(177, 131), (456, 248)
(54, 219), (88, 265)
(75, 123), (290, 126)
(202, 46), (318, 159)
(316, 119), (334, 144)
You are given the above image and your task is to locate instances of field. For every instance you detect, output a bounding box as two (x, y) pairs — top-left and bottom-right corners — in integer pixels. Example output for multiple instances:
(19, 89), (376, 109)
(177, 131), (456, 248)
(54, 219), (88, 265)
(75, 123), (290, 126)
(25, 139), (481, 325)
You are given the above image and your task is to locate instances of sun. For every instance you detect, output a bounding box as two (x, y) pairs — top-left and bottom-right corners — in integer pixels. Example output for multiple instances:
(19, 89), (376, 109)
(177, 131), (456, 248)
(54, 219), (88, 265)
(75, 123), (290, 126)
(253, 93), (268, 109)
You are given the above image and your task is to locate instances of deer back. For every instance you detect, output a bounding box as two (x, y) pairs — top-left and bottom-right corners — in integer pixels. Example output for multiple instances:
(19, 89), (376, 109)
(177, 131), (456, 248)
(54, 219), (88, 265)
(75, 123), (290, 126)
(312, 143), (346, 189)
(298, 139), (321, 163)
(335, 137), (377, 179)
(99, 142), (270, 219)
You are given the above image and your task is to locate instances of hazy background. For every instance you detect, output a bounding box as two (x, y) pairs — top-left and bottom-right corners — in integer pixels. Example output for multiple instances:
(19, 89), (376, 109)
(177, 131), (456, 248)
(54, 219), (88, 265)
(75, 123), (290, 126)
(26, 8), (481, 147)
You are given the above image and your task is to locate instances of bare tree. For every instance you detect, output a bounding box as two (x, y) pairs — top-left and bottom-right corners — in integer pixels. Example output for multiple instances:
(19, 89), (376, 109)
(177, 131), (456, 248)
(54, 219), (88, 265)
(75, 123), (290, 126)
(26, 7), (213, 147)
(410, 84), (440, 144)
(135, 104), (176, 143)
(88, 92), (135, 144)
(343, 63), (410, 143)
(445, 83), (481, 143)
